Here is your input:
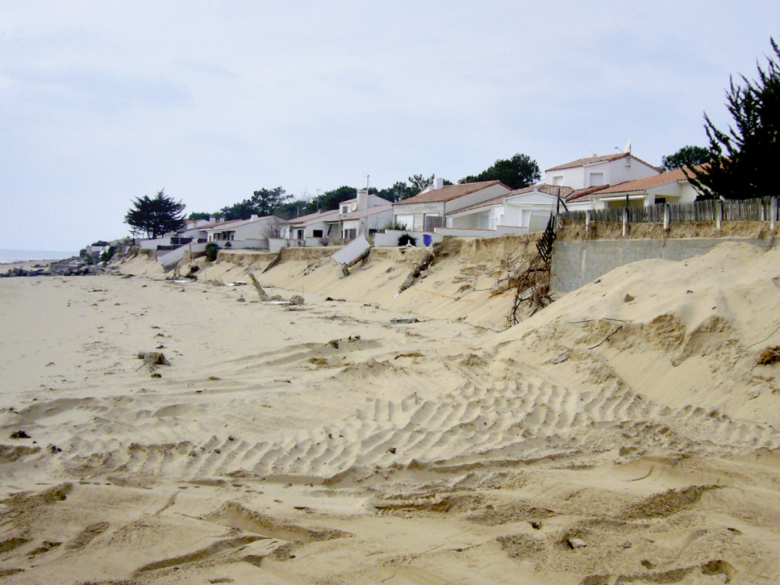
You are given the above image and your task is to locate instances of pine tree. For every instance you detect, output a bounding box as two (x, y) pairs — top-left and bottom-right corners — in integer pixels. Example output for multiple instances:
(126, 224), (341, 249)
(125, 190), (187, 239)
(689, 39), (780, 199)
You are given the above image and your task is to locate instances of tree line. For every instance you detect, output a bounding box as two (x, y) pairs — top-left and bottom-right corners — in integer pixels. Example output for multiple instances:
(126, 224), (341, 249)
(186, 154), (542, 222)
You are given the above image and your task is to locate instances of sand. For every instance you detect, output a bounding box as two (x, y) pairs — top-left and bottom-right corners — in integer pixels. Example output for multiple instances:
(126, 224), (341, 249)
(0, 240), (779, 583)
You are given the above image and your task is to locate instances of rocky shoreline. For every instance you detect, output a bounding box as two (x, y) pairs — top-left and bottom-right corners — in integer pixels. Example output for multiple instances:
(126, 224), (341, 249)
(0, 256), (119, 278)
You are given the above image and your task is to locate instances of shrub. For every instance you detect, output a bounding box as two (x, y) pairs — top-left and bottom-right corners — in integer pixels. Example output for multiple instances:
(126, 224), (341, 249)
(100, 246), (117, 263)
(398, 233), (417, 247)
(205, 243), (219, 261)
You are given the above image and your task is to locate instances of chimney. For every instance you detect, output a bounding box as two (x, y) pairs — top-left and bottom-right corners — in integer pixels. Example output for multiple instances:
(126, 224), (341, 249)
(357, 188), (369, 211)
(432, 177), (444, 191)
(209, 216), (216, 223)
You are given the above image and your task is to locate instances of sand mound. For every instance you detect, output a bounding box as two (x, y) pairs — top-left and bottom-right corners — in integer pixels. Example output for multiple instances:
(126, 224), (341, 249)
(495, 241), (780, 425)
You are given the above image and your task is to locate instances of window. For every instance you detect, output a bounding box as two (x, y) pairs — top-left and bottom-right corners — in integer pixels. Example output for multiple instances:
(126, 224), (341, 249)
(655, 197), (667, 205)
(589, 172), (605, 187)
(296, 229), (304, 239)
(312, 229), (323, 237)
(341, 205), (350, 214)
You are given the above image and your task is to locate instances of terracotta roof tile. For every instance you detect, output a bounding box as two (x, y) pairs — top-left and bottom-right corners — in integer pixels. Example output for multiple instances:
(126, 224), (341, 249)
(564, 185), (612, 203)
(546, 153), (661, 173)
(393, 180), (510, 205)
(595, 168), (694, 195)
(287, 210), (339, 226)
(450, 184), (574, 215)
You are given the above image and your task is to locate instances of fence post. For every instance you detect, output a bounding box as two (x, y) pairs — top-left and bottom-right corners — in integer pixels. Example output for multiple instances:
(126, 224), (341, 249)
(585, 210), (590, 236)
(663, 204), (670, 230)
(622, 207), (628, 237)
(716, 200), (722, 230)
(772, 197), (778, 230)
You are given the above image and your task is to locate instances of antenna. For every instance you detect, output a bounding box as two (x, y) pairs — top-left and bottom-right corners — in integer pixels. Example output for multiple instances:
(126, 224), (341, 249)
(624, 139), (632, 154)
(362, 174), (370, 190)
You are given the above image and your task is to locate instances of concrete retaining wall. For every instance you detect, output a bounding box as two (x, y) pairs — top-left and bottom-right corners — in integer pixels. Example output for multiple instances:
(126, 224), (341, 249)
(551, 237), (779, 292)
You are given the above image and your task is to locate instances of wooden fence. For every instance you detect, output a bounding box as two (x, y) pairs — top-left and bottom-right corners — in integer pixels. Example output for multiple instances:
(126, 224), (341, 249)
(562, 196), (779, 226)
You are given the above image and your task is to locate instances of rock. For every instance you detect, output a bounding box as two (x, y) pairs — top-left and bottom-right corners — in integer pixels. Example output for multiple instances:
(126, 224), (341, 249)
(10, 430), (31, 439)
(390, 317), (419, 324)
(552, 355), (568, 364)
(237, 296), (246, 303)
(137, 352), (171, 367)
(568, 538), (587, 549)
(289, 295), (304, 306)
(623, 294), (634, 302)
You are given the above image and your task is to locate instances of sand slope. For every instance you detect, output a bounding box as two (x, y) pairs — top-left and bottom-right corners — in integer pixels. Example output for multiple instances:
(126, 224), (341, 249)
(0, 241), (778, 583)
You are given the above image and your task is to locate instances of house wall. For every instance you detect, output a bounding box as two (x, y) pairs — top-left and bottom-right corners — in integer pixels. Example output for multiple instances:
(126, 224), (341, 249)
(608, 157), (659, 186)
(374, 230), (445, 247)
(449, 210), (492, 229)
(394, 184), (510, 231)
(546, 156), (659, 190)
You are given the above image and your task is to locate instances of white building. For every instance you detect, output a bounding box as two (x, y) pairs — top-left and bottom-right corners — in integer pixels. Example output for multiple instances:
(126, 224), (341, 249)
(393, 179), (512, 232)
(545, 153), (659, 191)
(205, 215), (286, 248)
(338, 189), (393, 239)
(283, 210), (340, 240)
(587, 168), (698, 208)
(447, 185), (574, 232)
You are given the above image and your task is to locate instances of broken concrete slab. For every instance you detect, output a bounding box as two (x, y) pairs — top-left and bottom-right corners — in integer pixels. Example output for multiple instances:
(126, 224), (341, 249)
(332, 236), (371, 267)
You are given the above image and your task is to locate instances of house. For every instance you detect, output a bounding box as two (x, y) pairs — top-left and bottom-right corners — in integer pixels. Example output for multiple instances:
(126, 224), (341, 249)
(545, 153), (659, 190)
(337, 189), (393, 239)
(177, 218), (239, 243)
(205, 215), (286, 248)
(393, 179), (512, 231)
(447, 184), (574, 232)
(283, 210), (340, 240)
(586, 167), (699, 208)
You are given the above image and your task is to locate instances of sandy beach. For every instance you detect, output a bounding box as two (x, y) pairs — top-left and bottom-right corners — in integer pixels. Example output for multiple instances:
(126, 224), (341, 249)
(1, 241), (780, 583)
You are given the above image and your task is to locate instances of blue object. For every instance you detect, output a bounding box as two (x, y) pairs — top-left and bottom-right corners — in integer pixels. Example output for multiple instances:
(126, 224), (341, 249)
(423, 234), (432, 247)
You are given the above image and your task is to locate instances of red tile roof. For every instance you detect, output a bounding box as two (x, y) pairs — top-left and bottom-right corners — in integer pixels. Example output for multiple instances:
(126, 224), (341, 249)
(342, 205), (393, 220)
(564, 185), (612, 203)
(287, 209), (339, 226)
(546, 153), (660, 173)
(450, 184), (574, 215)
(595, 168), (694, 195)
(393, 180), (510, 205)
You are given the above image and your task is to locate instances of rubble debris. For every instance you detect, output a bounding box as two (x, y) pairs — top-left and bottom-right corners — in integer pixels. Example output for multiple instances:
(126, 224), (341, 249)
(248, 273), (270, 300)
(137, 352), (171, 368)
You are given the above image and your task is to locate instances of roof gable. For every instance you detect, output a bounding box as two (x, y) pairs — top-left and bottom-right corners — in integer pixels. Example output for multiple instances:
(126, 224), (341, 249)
(546, 153), (661, 173)
(394, 180), (510, 206)
(595, 168), (693, 195)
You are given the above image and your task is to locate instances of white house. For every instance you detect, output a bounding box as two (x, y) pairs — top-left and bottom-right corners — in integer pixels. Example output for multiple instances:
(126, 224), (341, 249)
(545, 153), (660, 190)
(447, 185), (575, 232)
(205, 215), (286, 248)
(283, 210), (340, 240)
(587, 167), (699, 208)
(338, 189), (393, 239)
(393, 179), (512, 232)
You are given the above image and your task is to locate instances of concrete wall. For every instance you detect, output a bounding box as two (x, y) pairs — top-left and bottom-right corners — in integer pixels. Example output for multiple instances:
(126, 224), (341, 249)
(374, 230), (444, 247)
(551, 237), (778, 292)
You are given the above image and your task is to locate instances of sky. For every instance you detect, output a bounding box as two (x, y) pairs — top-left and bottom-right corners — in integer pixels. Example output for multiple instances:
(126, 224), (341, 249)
(1, 1), (778, 252)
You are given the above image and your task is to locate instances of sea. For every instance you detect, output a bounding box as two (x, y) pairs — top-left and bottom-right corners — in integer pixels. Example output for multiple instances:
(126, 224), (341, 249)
(0, 249), (78, 264)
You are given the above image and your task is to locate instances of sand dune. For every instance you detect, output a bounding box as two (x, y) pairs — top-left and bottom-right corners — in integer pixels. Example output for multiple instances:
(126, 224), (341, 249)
(0, 240), (779, 583)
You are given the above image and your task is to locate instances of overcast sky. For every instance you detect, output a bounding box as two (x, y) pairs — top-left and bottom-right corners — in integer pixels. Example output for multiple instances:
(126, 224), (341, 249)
(1, 1), (778, 252)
